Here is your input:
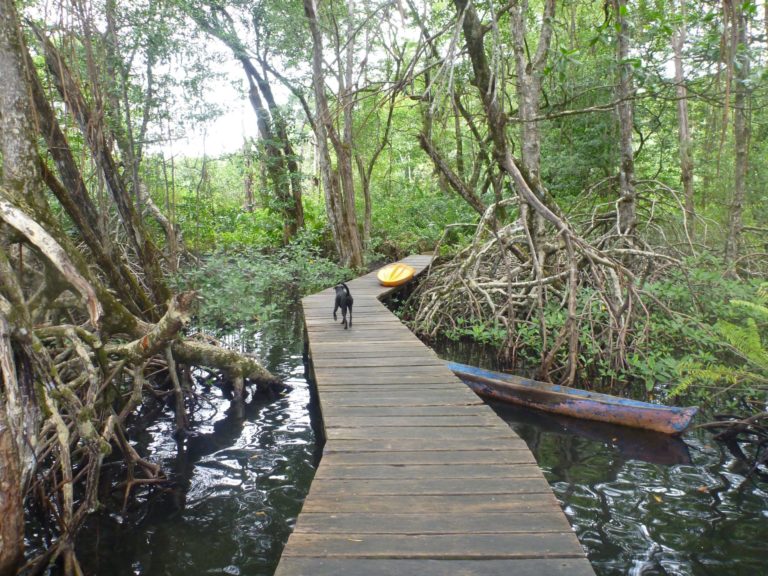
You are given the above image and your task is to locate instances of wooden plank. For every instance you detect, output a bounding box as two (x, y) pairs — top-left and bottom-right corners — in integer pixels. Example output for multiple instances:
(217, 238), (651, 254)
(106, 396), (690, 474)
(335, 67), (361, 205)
(304, 477), (550, 497)
(325, 426), (517, 441)
(322, 438), (527, 453)
(306, 340), (434, 350)
(314, 383), (456, 392)
(312, 463), (543, 480)
(316, 391), (479, 404)
(312, 375), (462, 385)
(321, 414), (499, 427)
(279, 532), (586, 558)
(311, 357), (445, 368)
(319, 449), (537, 467)
(291, 511), (572, 534)
(318, 398), (484, 409)
(275, 558), (595, 576)
(319, 404), (489, 417)
(300, 492), (562, 514)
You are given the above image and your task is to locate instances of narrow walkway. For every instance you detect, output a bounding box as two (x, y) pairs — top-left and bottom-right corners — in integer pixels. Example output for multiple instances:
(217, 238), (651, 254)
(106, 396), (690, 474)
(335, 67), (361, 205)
(275, 256), (595, 576)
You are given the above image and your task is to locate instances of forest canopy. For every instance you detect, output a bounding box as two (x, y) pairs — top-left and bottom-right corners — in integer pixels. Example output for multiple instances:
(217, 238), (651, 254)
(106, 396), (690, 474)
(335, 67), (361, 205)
(1, 0), (766, 574)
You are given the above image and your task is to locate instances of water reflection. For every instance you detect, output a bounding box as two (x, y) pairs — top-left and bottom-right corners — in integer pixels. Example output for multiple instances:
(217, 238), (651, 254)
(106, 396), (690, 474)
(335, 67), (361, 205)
(77, 305), (321, 576)
(493, 403), (768, 576)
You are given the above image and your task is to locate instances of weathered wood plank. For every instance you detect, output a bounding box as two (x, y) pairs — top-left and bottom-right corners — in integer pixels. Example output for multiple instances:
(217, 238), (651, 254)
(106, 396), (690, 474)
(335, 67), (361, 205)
(316, 392), (479, 405)
(312, 463), (543, 480)
(325, 426), (517, 441)
(321, 414), (499, 427)
(319, 404), (489, 418)
(291, 511), (572, 534)
(279, 532), (586, 558)
(304, 477), (550, 497)
(275, 558), (594, 576)
(311, 357), (445, 368)
(322, 438), (527, 453)
(319, 449), (537, 466)
(313, 375), (462, 386)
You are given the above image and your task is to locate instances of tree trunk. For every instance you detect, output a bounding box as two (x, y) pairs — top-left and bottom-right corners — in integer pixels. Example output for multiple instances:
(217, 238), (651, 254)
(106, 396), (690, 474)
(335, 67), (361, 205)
(304, 0), (364, 268)
(243, 141), (255, 211)
(612, 0), (637, 237)
(0, 2), (43, 567)
(673, 0), (695, 241)
(510, 0), (555, 192)
(0, 316), (27, 576)
(724, 5), (750, 266)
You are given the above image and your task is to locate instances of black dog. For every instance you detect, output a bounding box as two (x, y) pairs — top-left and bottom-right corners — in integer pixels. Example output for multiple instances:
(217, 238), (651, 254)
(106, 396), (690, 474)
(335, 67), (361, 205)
(333, 283), (353, 329)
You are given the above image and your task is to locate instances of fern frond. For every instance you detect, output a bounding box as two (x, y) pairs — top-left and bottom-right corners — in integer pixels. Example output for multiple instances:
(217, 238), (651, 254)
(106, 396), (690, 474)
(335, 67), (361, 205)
(671, 361), (739, 398)
(730, 299), (768, 320)
(757, 283), (768, 303)
(716, 319), (768, 370)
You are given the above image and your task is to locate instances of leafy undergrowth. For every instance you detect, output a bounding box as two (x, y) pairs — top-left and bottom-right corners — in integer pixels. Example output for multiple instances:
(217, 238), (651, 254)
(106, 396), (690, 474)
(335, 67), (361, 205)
(173, 233), (351, 334)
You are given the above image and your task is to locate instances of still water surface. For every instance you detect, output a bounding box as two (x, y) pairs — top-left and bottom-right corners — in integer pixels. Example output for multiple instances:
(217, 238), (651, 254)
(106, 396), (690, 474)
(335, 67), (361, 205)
(78, 305), (321, 575)
(78, 308), (767, 575)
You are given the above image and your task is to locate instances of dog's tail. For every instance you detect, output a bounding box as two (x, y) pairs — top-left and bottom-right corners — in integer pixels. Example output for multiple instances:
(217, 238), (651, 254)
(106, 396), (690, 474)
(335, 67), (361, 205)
(340, 282), (351, 295)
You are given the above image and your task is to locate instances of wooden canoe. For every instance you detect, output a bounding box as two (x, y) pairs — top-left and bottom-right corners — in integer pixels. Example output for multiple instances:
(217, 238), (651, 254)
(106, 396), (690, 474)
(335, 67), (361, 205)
(376, 263), (415, 287)
(448, 362), (698, 435)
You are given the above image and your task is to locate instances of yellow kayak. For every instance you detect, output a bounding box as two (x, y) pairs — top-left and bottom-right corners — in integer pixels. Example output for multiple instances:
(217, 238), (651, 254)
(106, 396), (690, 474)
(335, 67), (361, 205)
(377, 263), (415, 287)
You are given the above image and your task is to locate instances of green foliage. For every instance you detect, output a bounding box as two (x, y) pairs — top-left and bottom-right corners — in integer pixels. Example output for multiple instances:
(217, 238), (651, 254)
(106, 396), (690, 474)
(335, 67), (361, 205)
(445, 318), (507, 346)
(172, 232), (351, 333)
(671, 283), (768, 403)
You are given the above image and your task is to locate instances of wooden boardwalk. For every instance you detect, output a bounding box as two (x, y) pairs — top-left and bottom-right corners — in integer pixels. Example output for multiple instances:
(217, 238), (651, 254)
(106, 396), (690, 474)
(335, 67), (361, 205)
(275, 255), (595, 576)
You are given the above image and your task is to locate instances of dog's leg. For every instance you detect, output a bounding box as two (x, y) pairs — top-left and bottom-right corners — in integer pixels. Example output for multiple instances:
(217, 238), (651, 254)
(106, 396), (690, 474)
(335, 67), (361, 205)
(348, 301), (352, 327)
(333, 300), (339, 321)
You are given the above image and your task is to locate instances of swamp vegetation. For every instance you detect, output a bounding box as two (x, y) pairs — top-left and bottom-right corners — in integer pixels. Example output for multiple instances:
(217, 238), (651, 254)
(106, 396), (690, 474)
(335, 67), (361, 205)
(0, 0), (767, 574)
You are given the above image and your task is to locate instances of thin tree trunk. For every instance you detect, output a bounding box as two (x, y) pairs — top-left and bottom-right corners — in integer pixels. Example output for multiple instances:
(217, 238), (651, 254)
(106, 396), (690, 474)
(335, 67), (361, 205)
(254, 62), (305, 232)
(337, 0), (364, 266)
(0, 315), (27, 576)
(724, 5), (750, 266)
(510, 0), (555, 191)
(612, 0), (637, 237)
(243, 140), (255, 211)
(673, 0), (695, 241)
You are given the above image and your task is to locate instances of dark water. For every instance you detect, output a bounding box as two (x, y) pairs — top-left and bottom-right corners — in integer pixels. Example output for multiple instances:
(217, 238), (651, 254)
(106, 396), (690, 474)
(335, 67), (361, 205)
(434, 338), (768, 576)
(77, 305), (321, 576)
(75, 309), (767, 576)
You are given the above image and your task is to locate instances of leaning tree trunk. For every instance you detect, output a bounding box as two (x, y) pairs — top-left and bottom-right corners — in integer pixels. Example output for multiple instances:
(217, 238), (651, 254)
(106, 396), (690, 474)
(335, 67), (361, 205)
(33, 26), (171, 314)
(510, 0), (557, 362)
(186, 7), (304, 243)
